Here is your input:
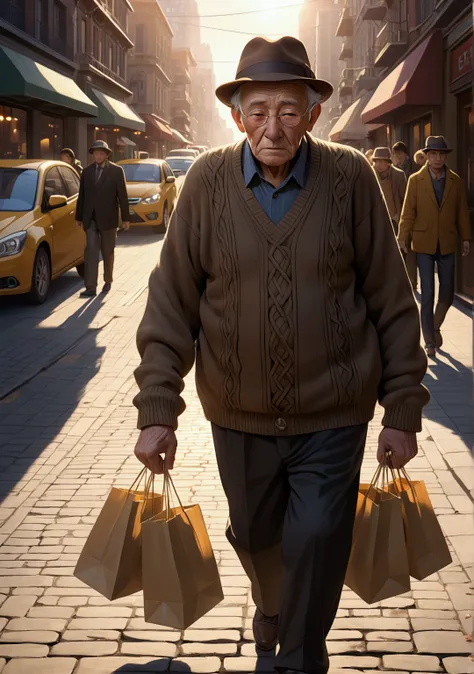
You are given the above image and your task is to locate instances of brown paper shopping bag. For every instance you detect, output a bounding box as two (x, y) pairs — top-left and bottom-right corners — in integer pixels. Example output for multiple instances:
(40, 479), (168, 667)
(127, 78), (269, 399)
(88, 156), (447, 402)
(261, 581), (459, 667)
(142, 473), (223, 629)
(388, 468), (452, 580)
(345, 464), (410, 604)
(74, 469), (162, 600)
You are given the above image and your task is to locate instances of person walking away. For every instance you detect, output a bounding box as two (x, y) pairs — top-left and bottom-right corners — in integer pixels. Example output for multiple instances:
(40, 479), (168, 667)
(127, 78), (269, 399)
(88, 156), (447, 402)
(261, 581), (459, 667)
(60, 148), (83, 176)
(372, 147), (406, 234)
(75, 140), (130, 298)
(413, 149), (426, 168)
(392, 141), (413, 179)
(133, 36), (429, 674)
(399, 136), (471, 359)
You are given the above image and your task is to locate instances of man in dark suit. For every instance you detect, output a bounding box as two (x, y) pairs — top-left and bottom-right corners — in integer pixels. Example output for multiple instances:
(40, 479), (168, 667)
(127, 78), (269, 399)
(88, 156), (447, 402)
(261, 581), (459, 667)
(75, 140), (130, 297)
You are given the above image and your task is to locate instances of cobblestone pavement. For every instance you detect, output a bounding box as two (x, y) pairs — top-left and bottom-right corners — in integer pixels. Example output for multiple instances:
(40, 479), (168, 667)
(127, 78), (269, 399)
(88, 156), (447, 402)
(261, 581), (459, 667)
(0, 230), (472, 674)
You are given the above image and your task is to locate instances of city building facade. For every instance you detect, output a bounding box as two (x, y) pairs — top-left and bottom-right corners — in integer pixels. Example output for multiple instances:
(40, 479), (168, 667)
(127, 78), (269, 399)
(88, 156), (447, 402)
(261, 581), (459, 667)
(128, 0), (174, 157)
(0, 0), (97, 160)
(170, 47), (196, 143)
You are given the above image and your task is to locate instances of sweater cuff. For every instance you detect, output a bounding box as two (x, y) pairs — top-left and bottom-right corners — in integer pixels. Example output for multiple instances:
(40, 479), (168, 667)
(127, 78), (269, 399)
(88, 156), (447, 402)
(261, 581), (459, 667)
(134, 386), (182, 431)
(382, 404), (423, 433)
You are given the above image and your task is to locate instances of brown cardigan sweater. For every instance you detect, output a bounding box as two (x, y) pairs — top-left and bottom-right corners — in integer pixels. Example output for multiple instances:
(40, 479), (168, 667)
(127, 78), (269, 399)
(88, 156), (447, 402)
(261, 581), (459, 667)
(134, 138), (429, 435)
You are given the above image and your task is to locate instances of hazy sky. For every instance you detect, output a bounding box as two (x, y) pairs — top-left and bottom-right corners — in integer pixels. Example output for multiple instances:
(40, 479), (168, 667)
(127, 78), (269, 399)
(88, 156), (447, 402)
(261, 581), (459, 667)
(195, 0), (305, 138)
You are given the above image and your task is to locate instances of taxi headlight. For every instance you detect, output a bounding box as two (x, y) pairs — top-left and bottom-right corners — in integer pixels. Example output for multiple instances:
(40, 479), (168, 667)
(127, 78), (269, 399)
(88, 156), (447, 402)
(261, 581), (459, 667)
(0, 232), (27, 258)
(142, 194), (161, 205)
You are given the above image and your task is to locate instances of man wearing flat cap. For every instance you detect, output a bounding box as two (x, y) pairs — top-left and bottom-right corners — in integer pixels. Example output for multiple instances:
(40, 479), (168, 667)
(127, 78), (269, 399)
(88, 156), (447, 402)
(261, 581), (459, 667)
(133, 36), (429, 674)
(399, 136), (471, 359)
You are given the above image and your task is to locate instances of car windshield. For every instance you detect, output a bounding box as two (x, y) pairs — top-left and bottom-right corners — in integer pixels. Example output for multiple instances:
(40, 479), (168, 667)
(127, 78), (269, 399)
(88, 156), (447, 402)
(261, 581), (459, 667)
(122, 163), (161, 183)
(168, 150), (195, 158)
(0, 168), (38, 212)
(167, 159), (193, 172)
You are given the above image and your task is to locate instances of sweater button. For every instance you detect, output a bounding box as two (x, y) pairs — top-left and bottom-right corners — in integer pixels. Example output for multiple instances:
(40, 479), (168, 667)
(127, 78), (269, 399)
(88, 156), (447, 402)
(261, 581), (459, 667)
(275, 417), (287, 432)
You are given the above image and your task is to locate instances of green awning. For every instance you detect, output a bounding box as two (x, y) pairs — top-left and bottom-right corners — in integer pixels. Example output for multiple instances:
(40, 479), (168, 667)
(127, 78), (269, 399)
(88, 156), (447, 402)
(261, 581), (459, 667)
(0, 46), (97, 117)
(89, 88), (145, 132)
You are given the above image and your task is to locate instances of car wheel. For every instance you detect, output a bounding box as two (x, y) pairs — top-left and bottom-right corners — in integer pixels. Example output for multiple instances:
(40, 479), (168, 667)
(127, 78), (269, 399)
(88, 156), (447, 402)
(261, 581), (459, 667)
(153, 202), (168, 234)
(76, 262), (85, 279)
(28, 247), (51, 305)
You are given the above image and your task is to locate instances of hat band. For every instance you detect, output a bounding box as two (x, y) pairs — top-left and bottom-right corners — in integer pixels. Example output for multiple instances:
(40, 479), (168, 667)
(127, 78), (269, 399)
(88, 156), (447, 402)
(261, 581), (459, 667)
(236, 60), (315, 80)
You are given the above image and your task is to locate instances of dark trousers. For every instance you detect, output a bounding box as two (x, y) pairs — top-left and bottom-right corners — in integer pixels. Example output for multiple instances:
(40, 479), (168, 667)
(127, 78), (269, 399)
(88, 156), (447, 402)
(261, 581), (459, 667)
(84, 222), (116, 291)
(212, 424), (368, 674)
(403, 250), (418, 290)
(417, 250), (455, 347)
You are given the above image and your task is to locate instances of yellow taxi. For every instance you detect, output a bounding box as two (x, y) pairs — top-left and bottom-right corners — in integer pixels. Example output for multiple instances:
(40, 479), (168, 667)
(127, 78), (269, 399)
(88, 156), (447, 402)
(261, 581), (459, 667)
(119, 159), (177, 233)
(0, 160), (85, 304)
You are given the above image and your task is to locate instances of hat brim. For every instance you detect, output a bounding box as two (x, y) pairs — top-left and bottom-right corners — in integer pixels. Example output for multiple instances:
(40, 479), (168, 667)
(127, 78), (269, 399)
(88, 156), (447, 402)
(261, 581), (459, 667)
(423, 147), (452, 153)
(216, 73), (333, 107)
(89, 146), (112, 154)
(373, 156), (392, 162)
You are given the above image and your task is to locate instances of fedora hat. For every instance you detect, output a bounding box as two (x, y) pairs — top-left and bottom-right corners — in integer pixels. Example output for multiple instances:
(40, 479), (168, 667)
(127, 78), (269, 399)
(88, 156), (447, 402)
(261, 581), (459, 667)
(89, 140), (112, 155)
(372, 147), (392, 162)
(372, 147), (392, 163)
(423, 136), (452, 153)
(215, 36), (333, 107)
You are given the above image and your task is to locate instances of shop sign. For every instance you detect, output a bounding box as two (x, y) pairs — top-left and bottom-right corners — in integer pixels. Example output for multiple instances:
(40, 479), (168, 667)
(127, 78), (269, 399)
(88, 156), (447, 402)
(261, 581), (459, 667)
(451, 35), (473, 83)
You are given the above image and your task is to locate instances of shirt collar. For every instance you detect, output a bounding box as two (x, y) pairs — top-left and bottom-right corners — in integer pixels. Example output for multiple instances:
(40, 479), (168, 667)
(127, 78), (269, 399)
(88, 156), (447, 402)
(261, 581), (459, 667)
(428, 165), (446, 181)
(243, 138), (308, 188)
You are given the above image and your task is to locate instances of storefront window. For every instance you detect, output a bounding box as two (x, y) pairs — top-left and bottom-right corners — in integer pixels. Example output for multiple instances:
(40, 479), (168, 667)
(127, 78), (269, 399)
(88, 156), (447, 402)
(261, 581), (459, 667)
(39, 114), (63, 159)
(409, 115), (432, 155)
(0, 106), (27, 159)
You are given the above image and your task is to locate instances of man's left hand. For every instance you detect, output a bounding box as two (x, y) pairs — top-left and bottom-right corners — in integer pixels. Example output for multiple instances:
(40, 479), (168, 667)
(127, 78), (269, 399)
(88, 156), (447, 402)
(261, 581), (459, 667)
(377, 428), (418, 468)
(462, 240), (470, 257)
(121, 221), (130, 231)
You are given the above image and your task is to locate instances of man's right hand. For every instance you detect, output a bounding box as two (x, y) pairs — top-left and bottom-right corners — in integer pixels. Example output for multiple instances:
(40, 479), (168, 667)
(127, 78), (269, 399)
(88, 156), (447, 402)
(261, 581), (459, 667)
(134, 425), (177, 474)
(76, 221), (83, 229)
(399, 240), (408, 254)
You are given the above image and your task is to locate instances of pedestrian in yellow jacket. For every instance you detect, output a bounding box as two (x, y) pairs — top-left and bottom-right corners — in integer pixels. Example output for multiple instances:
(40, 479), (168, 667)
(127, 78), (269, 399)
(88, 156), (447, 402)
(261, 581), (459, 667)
(399, 136), (471, 358)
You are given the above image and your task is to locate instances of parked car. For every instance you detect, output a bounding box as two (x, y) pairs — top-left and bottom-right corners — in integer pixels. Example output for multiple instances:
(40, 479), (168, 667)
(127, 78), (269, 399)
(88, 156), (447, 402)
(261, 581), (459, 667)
(119, 159), (177, 233)
(0, 160), (85, 304)
(166, 157), (194, 178)
(166, 149), (199, 159)
(189, 145), (209, 155)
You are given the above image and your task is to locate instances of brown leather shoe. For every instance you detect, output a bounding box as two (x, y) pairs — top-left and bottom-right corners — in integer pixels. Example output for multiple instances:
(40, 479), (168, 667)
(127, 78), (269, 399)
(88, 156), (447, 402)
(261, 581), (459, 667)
(253, 607), (278, 651)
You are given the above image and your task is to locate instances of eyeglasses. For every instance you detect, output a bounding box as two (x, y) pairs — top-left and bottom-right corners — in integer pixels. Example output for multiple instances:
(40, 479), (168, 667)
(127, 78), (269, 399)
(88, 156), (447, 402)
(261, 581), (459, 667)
(241, 105), (311, 128)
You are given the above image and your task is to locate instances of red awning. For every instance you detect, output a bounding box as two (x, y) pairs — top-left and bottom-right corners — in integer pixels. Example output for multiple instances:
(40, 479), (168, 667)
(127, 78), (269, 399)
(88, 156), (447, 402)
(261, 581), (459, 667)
(361, 32), (443, 124)
(329, 93), (383, 143)
(170, 127), (191, 145)
(142, 114), (174, 140)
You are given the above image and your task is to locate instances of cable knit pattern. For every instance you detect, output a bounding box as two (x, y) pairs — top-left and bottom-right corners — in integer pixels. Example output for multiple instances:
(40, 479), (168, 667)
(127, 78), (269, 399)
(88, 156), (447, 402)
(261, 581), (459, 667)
(134, 137), (429, 436)
(267, 242), (295, 412)
(201, 151), (242, 410)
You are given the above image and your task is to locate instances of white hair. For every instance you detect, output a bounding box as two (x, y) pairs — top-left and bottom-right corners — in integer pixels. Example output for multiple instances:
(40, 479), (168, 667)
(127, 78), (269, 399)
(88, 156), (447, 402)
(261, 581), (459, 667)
(230, 84), (321, 112)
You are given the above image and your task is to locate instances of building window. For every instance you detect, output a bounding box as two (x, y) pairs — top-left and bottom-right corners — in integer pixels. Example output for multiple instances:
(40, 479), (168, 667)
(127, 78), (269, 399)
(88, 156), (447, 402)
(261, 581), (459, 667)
(0, 106), (27, 159)
(136, 24), (145, 52)
(53, 0), (66, 38)
(109, 45), (113, 69)
(81, 19), (87, 53)
(39, 114), (63, 160)
(35, 0), (48, 42)
(416, 0), (434, 25)
(409, 115), (432, 155)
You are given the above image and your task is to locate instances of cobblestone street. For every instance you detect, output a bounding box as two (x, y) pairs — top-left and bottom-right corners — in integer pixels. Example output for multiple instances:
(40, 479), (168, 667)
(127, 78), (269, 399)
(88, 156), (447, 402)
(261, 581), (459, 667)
(0, 231), (472, 674)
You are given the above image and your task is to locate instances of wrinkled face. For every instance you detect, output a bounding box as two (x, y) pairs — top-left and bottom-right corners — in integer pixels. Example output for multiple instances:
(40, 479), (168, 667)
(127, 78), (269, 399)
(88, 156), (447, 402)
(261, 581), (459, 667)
(427, 150), (447, 171)
(93, 150), (109, 165)
(231, 82), (320, 167)
(373, 159), (391, 174)
(392, 151), (407, 166)
(60, 153), (73, 165)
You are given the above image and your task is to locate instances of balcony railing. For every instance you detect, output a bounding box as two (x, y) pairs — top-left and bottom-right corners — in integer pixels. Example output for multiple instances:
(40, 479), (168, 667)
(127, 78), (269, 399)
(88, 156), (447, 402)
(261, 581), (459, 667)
(77, 52), (126, 86)
(0, 1), (26, 31)
(374, 22), (408, 68)
(359, 0), (387, 22)
(339, 39), (353, 61)
(336, 7), (354, 37)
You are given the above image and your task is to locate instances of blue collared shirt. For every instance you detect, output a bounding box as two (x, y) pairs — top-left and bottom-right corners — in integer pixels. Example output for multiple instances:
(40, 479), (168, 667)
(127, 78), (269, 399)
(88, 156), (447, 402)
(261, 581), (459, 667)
(429, 166), (446, 206)
(242, 139), (309, 224)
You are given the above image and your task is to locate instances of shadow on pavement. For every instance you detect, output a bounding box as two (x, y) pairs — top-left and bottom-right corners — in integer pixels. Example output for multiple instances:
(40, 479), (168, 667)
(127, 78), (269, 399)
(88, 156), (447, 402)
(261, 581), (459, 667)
(423, 350), (473, 446)
(114, 659), (184, 673)
(117, 228), (164, 246)
(0, 295), (106, 503)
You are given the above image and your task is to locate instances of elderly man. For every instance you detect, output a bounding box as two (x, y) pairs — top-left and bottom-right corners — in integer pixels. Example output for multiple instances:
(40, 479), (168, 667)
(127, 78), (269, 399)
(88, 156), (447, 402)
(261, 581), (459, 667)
(399, 136), (471, 359)
(372, 147), (407, 234)
(133, 36), (429, 674)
